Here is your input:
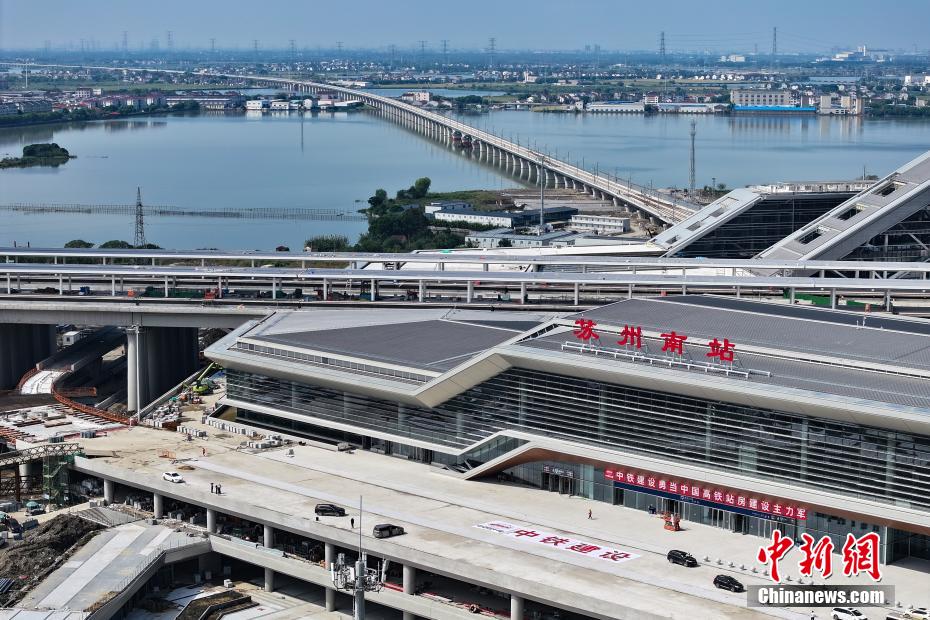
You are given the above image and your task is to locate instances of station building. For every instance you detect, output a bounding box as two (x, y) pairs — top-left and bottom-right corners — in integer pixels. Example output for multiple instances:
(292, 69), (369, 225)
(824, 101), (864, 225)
(207, 296), (930, 567)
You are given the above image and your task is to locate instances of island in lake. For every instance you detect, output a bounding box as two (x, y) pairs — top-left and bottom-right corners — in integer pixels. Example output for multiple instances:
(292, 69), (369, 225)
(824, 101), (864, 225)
(0, 143), (74, 169)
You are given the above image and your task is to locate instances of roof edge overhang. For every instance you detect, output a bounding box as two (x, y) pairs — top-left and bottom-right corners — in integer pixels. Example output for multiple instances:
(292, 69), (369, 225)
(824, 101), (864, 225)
(209, 318), (930, 437)
(461, 438), (930, 535)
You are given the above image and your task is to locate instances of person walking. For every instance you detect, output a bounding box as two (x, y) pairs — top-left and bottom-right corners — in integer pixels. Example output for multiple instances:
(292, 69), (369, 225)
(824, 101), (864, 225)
(351, 517), (355, 528)
(587, 509), (593, 520)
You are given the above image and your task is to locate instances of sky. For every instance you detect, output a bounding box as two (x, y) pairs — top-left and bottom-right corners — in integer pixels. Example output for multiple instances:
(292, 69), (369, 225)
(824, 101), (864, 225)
(1, 0), (928, 54)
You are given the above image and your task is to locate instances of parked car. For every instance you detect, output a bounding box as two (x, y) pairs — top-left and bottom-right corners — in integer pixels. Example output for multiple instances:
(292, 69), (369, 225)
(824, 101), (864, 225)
(314, 504), (347, 517)
(832, 609), (867, 620)
(373, 524), (405, 539)
(162, 471), (184, 484)
(904, 609), (929, 620)
(713, 574), (744, 592)
(666, 549), (698, 567)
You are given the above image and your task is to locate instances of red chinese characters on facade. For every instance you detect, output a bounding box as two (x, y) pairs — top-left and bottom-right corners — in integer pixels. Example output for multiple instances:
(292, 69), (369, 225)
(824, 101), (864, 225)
(573, 318), (600, 342)
(617, 325), (642, 349)
(603, 468), (807, 521)
(842, 532), (882, 581)
(706, 337), (736, 362)
(756, 530), (794, 583)
(660, 331), (688, 355)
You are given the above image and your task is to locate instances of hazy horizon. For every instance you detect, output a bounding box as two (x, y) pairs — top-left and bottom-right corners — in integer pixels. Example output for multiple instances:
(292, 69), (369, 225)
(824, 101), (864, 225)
(1, 0), (928, 55)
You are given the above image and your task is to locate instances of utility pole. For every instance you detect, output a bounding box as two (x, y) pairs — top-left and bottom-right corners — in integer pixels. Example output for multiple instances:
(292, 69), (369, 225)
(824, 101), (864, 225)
(593, 44), (600, 84)
(538, 155), (547, 236)
(330, 497), (382, 619)
(488, 37), (496, 70)
(689, 120), (697, 196)
(134, 187), (146, 249)
(771, 26), (777, 67)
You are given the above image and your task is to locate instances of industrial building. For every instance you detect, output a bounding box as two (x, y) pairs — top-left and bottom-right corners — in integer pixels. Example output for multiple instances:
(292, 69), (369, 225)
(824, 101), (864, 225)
(207, 298), (930, 567)
(568, 214), (630, 235)
(432, 206), (578, 228)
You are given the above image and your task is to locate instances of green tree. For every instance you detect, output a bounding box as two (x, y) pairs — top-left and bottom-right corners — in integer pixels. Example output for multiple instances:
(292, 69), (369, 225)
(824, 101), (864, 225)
(305, 235), (350, 252)
(411, 177), (431, 198)
(368, 189), (388, 209)
(497, 238), (513, 248)
(64, 239), (94, 248)
(99, 240), (133, 249)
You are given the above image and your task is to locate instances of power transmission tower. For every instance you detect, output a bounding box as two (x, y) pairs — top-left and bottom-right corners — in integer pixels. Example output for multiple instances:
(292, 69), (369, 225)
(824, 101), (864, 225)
(689, 120), (696, 196)
(134, 187), (146, 249)
(488, 37), (496, 70)
(388, 44), (396, 69)
(210, 37), (216, 53)
(440, 39), (449, 72)
(659, 31), (666, 61)
(166, 30), (174, 52)
(290, 39), (297, 60)
(337, 41), (343, 57)
(253, 39), (260, 60)
(418, 40), (427, 68)
(121, 31), (128, 54)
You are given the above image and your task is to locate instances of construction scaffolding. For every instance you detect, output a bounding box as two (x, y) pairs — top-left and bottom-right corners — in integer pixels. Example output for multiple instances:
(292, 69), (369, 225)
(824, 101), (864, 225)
(42, 451), (76, 508)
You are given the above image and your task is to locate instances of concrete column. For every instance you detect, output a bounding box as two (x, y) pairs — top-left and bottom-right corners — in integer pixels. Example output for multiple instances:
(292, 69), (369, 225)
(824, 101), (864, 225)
(153, 492), (164, 518)
(403, 564), (416, 594)
(573, 282), (580, 306)
(0, 323), (55, 390)
(264, 524), (274, 548)
(264, 567), (275, 592)
(103, 479), (115, 504)
(466, 280), (474, 304)
(126, 327), (138, 413)
(325, 542), (336, 611)
(510, 594), (524, 620)
(418, 280), (426, 302)
(206, 508), (217, 534)
(830, 288), (837, 309)
(370, 279), (376, 301)
(322, 278), (328, 301)
(520, 282), (527, 305)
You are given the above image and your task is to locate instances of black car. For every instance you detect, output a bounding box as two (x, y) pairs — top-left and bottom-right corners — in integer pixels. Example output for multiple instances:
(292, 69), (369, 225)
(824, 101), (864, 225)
(713, 574), (745, 592)
(666, 549), (698, 567)
(373, 523), (405, 539)
(314, 503), (347, 517)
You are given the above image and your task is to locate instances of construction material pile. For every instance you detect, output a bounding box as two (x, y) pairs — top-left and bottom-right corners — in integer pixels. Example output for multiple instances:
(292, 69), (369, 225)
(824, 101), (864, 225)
(0, 514), (103, 602)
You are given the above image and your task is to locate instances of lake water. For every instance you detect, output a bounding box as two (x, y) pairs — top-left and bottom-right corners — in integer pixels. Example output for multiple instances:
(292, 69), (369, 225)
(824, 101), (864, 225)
(1, 108), (928, 250)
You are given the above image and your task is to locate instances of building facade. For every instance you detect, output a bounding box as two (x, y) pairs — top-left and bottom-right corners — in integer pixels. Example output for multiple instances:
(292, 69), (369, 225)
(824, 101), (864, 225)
(208, 298), (930, 568)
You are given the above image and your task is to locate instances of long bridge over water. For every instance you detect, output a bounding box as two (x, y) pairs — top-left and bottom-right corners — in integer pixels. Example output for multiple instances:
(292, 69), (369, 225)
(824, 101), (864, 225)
(252, 76), (699, 225)
(14, 63), (698, 225)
